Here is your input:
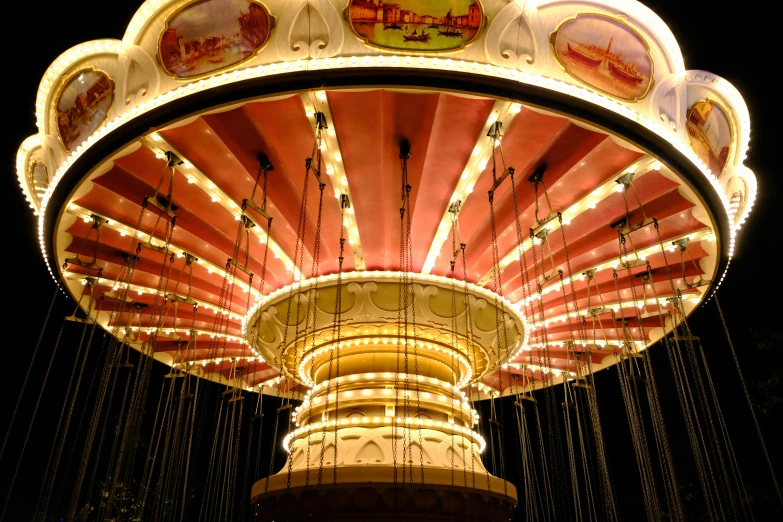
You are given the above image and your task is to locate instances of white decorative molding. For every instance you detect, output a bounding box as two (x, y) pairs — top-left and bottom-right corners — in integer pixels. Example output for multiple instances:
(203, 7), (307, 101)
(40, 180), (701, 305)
(485, 1), (536, 67)
(13, 0), (756, 304)
(276, 0), (313, 62)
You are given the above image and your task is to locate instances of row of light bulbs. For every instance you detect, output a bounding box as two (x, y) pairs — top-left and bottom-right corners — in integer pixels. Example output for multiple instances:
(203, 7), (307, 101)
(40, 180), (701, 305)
(64, 254), (246, 322)
(527, 296), (682, 330)
(282, 415), (487, 454)
(422, 100), (522, 274)
(296, 337), (474, 389)
(293, 388), (478, 428)
(525, 340), (647, 351)
(301, 91), (366, 271)
(506, 362), (577, 377)
(64, 201), (312, 332)
(145, 134), (301, 281)
(515, 228), (712, 310)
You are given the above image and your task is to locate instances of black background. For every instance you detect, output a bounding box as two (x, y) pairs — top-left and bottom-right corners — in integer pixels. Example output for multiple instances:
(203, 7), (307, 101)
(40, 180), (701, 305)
(1, 1), (781, 520)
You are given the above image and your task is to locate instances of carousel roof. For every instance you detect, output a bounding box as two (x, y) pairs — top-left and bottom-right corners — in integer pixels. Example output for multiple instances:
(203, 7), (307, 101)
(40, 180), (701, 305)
(14, 0), (757, 395)
(54, 87), (717, 390)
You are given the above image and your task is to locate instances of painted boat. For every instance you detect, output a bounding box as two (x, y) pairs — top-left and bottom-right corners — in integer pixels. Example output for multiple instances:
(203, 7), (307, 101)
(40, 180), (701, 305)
(608, 60), (643, 83)
(566, 42), (603, 67)
(438, 28), (463, 37)
(403, 29), (431, 42)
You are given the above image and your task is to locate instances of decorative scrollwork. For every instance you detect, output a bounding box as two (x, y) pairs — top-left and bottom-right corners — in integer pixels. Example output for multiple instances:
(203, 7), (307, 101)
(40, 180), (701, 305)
(484, 1), (535, 68)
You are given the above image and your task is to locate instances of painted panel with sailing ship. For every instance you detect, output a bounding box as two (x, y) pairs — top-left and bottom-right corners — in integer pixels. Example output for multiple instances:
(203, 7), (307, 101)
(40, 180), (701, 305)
(348, 1), (483, 52)
(56, 69), (114, 152)
(158, 0), (273, 80)
(687, 99), (733, 174)
(551, 13), (653, 102)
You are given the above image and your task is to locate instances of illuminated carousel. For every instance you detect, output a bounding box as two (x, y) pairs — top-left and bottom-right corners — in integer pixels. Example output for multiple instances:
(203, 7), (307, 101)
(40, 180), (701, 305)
(10, 1), (771, 521)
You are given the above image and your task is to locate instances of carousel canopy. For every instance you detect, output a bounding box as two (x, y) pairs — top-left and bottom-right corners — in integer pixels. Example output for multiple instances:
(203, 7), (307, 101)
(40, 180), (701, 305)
(15, 0), (756, 395)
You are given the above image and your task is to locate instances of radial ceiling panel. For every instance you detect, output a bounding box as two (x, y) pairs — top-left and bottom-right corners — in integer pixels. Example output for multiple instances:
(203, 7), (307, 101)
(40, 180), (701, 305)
(57, 88), (717, 391)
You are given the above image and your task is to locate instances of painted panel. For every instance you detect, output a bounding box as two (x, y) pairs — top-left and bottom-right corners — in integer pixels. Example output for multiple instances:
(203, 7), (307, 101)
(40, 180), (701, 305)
(686, 96), (733, 175)
(158, 0), (273, 80)
(347, 1), (483, 52)
(55, 69), (114, 152)
(551, 13), (653, 102)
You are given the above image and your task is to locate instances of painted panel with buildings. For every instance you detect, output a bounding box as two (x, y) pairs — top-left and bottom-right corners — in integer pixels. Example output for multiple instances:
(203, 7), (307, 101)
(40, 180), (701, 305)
(56, 69), (114, 152)
(159, 0), (272, 80)
(348, 1), (482, 52)
(687, 97), (733, 175)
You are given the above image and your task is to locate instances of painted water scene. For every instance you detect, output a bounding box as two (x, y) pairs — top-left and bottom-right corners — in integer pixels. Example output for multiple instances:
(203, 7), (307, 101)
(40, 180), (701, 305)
(349, 1), (482, 52)
(552, 13), (653, 101)
(687, 99), (733, 174)
(158, 0), (272, 79)
(56, 69), (114, 152)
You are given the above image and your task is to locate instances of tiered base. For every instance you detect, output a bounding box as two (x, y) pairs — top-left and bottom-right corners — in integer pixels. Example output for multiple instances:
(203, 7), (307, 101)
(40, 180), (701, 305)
(251, 466), (517, 522)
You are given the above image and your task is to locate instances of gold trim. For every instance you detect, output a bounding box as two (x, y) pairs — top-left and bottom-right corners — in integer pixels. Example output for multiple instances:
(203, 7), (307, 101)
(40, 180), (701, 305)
(549, 12), (655, 103)
(156, 0), (276, 82)
(343, 0), (485, 55)
(686, 97), (735, 176)
(26, 159), (47, 206)
(54, 66), (115, 153)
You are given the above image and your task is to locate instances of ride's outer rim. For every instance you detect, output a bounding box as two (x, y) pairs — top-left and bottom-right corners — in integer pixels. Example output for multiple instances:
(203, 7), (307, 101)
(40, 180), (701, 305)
(44, 66), (729, 311)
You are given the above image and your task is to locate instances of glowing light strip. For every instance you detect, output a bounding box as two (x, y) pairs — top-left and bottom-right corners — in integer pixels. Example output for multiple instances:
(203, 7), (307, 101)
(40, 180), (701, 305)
(733, 165), (756, 232)
(300, 373), (477, 422)
(311, 372), (465, 396)
(476, 156), (659, 286)
(282, 417), (486, 454)
(506, 362), (578, 378)
(422, 100), (520, 274)
(527, 294), (679, 331)
(514, 228), (713, 308)
(294, 387), (478, 427)
(66, 202), (260, 299)
(16, 135), (42, 212)
(62, 270), (245, 323)
(296, 337), (474, 389)
(161, 360), (281, 390)
(299, 91), (366, 270)
(526, 339), (647, 351)
(30, 54), (746, 307)
(143, 135), (300, 280)
(115, 325), (246, 346)
(188, 354), (263, 366)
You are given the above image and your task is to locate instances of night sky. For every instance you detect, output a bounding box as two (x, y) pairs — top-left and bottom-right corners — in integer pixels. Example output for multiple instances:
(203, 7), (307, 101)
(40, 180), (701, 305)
(1, 1), (781, 520)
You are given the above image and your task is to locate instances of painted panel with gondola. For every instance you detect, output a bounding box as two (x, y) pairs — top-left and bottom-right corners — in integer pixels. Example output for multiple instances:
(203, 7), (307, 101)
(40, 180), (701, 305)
(347, 0), (483, 52)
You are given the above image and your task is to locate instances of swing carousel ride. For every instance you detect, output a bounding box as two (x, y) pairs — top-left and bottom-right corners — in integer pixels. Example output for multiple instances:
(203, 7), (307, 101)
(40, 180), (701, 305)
(8, 0), (774, 521)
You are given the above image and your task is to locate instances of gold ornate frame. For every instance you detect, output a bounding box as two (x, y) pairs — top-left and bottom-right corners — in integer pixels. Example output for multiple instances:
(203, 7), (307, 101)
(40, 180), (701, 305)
(343, 0), (486, 54)
(549, 12), (655, 103)
(156, 0), (276, 82)
(26, 159), (47, 206)
(686, 96), (735, 175)
(54, 66), (116, 153)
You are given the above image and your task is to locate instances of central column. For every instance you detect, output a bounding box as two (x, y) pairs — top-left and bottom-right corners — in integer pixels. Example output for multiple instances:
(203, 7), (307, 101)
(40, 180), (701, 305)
(247, 272), (525, 521)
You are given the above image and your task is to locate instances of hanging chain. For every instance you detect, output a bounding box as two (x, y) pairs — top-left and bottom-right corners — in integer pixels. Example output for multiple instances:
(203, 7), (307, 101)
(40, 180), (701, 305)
(486, 127), (509, 506)
(715, 293), (783, 506)
(461, 246), (478, 519)
(331, 201), (347, 484)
